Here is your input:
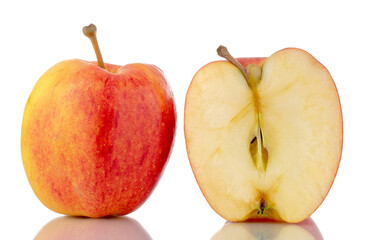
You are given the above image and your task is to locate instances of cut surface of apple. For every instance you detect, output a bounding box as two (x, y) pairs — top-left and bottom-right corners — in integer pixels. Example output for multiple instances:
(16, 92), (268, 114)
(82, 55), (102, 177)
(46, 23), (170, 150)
(184, 47), (342, 223)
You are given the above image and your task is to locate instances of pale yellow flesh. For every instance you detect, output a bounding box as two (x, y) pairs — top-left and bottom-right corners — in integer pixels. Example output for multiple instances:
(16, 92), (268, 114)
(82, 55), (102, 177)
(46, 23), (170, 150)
(184, 49), (342, 223)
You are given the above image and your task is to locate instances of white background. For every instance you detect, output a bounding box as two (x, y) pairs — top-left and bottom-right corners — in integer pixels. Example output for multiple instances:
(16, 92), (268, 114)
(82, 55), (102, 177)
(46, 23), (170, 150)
(0, 0), (367, 239)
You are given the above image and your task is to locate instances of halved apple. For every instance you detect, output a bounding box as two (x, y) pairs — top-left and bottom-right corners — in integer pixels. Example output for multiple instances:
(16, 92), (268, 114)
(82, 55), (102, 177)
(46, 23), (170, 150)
(184, 46), (342, 223)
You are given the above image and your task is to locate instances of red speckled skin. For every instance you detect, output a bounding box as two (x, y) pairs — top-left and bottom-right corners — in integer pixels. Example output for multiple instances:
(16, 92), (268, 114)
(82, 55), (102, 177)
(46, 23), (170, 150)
(21, 60), (176, 217)
(236, 57), (266, 68)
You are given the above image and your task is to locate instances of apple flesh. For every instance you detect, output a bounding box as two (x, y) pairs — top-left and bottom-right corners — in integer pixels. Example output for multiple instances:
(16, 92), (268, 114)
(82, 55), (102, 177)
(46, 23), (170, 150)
(21, 60), (176, 217)
(184, 48), (342, 223)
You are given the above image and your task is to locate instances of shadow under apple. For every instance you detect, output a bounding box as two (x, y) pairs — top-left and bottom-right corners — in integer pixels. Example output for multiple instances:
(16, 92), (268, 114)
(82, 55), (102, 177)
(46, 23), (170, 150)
(211, 218), (323, 240)
(35, 216), (152, 240)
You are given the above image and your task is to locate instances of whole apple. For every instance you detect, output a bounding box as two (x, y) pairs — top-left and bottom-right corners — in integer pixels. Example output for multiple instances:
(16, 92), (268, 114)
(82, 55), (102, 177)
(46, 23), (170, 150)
(184, 46), (342, 223)
(21, 24), (176, 217)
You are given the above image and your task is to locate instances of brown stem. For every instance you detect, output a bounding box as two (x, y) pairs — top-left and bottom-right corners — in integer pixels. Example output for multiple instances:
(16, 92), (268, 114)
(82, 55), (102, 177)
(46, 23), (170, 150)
(83, 24), (105, 69)
(217, 46), (249, 79)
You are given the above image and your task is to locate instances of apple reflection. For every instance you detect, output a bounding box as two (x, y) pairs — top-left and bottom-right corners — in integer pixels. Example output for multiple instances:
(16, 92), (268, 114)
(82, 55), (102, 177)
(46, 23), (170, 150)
(211, 218), (323, 240)
(35, 216), (152, 240)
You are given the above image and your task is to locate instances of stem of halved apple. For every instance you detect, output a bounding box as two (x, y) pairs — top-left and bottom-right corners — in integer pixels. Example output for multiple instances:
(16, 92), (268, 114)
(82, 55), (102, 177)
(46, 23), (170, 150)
(83, 24), (105, 69)
(217, 45), (268, 172)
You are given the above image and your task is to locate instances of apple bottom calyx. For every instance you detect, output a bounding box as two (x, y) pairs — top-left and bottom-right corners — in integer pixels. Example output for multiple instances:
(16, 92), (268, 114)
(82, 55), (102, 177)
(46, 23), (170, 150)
(257, 198), (268, 216)
(249, 198), (279, 220)
(255, 199), (282, 222)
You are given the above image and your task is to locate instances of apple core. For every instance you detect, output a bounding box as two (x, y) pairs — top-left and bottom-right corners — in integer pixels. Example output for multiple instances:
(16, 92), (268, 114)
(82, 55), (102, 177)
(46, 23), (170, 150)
(218, 46), (269, 174)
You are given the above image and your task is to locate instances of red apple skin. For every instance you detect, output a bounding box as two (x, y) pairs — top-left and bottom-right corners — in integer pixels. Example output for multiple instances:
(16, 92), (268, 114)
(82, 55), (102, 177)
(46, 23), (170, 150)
(236, 57), (266, 67)
(21, 60), (176, 217)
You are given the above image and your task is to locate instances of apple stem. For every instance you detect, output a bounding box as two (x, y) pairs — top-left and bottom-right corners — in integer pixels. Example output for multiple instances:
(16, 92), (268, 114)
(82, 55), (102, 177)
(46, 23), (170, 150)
(83, 24), (105, 69)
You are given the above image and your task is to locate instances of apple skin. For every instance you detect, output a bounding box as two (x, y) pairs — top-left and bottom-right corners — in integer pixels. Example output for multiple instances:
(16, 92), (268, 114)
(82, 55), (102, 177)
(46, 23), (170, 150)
(236, 57), (266, 68)
(35, 216), (151, 240)
(21, 59), (176, 217)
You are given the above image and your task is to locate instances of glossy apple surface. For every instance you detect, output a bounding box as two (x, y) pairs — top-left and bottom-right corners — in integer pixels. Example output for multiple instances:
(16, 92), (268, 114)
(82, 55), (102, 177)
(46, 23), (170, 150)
(185, 48), (342, 222)
(21, 60), (176, 217)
